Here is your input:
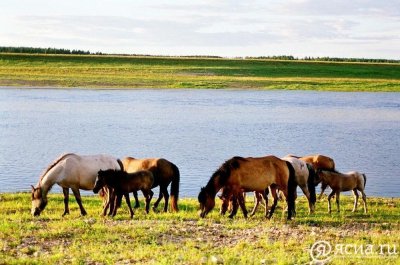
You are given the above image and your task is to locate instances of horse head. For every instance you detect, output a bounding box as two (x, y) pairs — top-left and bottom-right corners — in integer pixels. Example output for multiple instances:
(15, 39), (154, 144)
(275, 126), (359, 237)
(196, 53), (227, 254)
(198, 187), (215, 218)
(93, 171), (105, 194)
(31, 185), (48, 216)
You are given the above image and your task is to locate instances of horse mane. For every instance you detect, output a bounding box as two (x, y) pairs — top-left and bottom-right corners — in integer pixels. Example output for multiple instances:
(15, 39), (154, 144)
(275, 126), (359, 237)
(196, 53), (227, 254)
(38, 153), (74, 184)
(206, 156), (246, 193)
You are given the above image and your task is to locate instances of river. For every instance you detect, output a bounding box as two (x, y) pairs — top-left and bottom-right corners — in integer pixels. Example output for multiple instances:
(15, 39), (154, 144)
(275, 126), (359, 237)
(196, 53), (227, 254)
(0, 88), (399, 197)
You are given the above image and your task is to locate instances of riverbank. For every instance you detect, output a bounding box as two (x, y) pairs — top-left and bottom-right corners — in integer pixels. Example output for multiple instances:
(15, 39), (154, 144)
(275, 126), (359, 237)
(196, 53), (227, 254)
(1, 53), (400, 91)
(0, 193), (398, 264)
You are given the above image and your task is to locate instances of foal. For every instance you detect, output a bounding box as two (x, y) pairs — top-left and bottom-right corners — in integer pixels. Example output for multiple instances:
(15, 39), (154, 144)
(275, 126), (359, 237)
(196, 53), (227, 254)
(93, 169), (154, 218)
(317, 170), (367, 214)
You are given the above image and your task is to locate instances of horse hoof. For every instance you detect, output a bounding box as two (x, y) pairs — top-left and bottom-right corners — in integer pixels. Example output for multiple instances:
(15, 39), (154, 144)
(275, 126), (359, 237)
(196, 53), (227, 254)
(62, 212), (69, 217)
(134, 205), (140, 209)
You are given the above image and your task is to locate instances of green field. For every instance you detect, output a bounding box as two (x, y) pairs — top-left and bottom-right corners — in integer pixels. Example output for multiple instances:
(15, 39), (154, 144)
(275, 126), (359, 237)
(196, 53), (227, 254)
(0, 193), (399, 264)
(1, 53), (400, 91)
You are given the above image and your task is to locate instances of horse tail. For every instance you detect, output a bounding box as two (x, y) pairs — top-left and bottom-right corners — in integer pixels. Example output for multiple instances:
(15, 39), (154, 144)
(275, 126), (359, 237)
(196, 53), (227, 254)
(169, 162), (180, 212)
(362, 173), (367, 188)
(286, 161), (297, 220)
(117, 159), (124, 171)
(306, 164), (317, 204)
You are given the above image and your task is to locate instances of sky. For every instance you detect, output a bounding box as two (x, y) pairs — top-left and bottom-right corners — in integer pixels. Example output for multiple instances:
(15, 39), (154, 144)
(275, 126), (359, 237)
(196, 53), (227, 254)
(0, 0), (399, 59)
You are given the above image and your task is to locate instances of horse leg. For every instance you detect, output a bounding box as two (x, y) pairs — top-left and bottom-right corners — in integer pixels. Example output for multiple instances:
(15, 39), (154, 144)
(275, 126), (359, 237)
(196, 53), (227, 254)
(102, 187), (113, 216)
(113, 194), (123, 217)
(71, 188), (87, 216)
(250, 192), (261, 216)
(124, 193), (134, 219)
(267, 186), (278, 219)
(237, 192), (248, 218)
(108, 188), (116, 216)
(335, 191), (340, 212)
(228, 195), (239, 219)
(352, 189), (359, 212)
(300, 185), (314, 214)
(142, 189), (153, 214)
(360, 190), (367, 213)
(152, 188), (163, 211)
(327, 190), (335, 214)
(161, 186), (170, 212)
(133, 191), (140, 208)
(262, 189), (269, 218)
(318, 182), (328, 200)
(62, 188), (70, 216)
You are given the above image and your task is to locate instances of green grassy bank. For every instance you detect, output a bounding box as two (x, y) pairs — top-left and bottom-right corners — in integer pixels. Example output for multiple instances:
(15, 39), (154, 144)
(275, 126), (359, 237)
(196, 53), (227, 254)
(0, 193), (399, 264)
(1, 53), (400, 91)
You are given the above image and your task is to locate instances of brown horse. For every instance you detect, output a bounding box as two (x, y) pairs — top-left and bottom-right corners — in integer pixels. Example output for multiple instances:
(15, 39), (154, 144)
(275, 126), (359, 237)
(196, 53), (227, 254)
(93, 169), (154, 218)
(198, 156), (297, 220)
(317, 170), (367, 214)
(121, 157), (180, 212)
(288, 154), (336, 199)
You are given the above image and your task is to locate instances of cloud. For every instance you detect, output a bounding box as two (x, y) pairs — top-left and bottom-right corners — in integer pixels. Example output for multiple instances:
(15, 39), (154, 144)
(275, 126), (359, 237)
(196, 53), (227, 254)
(0, 0), (399, 58)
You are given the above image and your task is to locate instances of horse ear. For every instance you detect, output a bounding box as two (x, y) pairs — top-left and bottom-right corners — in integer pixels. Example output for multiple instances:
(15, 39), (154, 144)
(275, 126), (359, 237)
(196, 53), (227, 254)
(31, 185), (35, 191)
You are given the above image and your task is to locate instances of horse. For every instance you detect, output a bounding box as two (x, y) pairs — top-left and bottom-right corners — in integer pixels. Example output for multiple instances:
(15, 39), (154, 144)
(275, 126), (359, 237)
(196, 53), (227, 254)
(198, 155), (297, 220)
(31, 153), (122, 216)
(121, 157), (180, 212)
(93, 169), (154, 218)
(282, 156), (317, 214)
(316, 170), (367, 214)
(287, 154), (336, 199)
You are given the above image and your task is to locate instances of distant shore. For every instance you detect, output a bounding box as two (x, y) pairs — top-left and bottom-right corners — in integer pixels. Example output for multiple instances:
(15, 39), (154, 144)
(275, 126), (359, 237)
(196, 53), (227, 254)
(1, 53), (400, 92)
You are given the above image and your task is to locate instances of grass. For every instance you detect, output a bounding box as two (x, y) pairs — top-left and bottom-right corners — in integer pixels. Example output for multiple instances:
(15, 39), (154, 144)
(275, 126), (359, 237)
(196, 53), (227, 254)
(0, 193), (399, 264)
(1, 53), (400, 91)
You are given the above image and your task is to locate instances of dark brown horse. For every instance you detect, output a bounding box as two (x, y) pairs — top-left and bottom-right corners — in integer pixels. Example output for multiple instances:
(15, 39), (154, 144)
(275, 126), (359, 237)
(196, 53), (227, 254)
(198, 156), (297, 220)
(121, 157), (180, 212)
(93, 169), (154, 218)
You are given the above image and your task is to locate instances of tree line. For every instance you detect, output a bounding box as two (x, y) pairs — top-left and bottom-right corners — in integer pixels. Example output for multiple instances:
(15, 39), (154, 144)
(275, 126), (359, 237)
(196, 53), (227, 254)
(1, 46), (398, 63)
(0, 46), (91, 55)
(245, 55), (400, 63)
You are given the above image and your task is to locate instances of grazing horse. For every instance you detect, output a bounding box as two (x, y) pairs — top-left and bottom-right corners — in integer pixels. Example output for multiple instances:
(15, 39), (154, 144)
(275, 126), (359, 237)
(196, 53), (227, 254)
(121, 157), (180, 212)
(282, 156), (317, 214)
(93, 169), (154, 218)
(288, 154), (336, 199)
(198, 156), (297, 220)
(31, 153), (121, 216)
(317, 170), (367, 213)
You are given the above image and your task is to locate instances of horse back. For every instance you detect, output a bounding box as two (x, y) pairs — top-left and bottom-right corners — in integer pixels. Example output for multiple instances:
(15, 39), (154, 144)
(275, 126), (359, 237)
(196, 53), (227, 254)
(231, 156), (289, 191)
(121, 157), (176, 185)
(300, 154), (335, 171)
(125, 170), (154, 191)
(63, 154), (120, 190)
(282, 156), (309, 186)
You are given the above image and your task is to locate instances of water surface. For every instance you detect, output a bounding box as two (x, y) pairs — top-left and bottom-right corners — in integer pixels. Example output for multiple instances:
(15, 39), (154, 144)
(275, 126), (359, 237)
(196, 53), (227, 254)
(0, 88), (399, 197)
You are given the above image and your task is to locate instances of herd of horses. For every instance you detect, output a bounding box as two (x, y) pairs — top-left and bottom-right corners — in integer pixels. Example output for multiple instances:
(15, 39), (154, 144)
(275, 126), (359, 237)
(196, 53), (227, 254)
(31, 153), (367, 220)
